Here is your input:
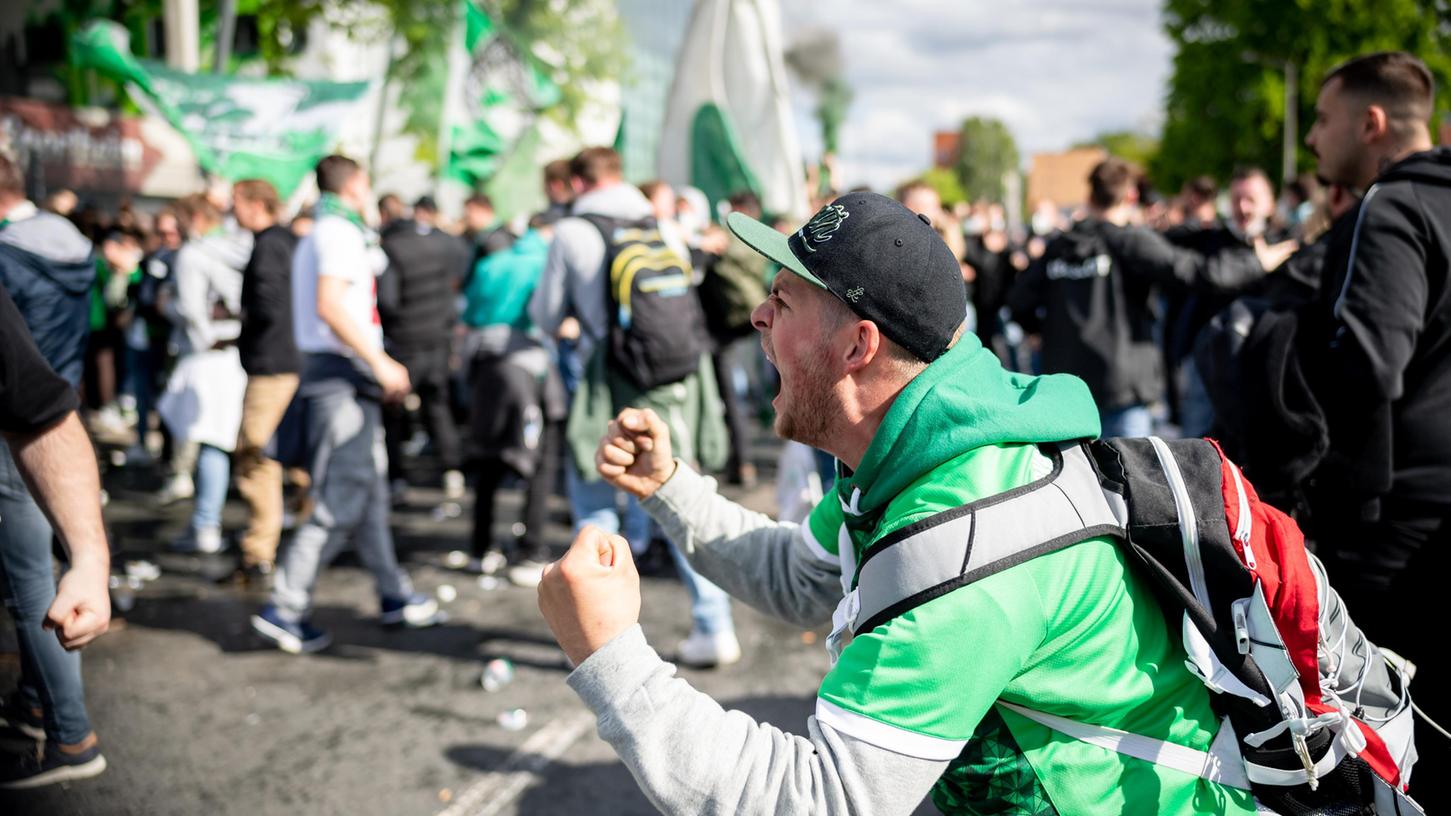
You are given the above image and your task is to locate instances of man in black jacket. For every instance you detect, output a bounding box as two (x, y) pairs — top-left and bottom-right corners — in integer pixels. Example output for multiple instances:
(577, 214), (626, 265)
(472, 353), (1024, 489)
(1298, 52), (1451, 794)
(1163, 167), (1298, 436)
(1008, 158), (1271, 437)
(233, 179), (300, 577)
(378, 195), (470, 500)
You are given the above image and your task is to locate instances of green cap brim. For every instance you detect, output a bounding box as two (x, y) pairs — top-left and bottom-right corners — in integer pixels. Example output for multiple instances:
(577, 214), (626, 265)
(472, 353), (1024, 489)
(725, 211), (830, 291)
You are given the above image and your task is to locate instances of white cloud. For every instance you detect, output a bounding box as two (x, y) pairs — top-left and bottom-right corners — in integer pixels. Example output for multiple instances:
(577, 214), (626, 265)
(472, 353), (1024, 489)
(779, 0), (1173, 190)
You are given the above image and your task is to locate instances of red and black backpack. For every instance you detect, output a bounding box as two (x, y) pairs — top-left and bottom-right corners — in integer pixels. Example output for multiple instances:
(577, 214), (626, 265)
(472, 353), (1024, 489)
(844, 437), (1422, 814)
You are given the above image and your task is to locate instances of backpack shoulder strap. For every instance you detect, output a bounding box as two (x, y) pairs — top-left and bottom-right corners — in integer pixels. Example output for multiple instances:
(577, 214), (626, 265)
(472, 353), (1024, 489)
(851, 442), (1127, 634)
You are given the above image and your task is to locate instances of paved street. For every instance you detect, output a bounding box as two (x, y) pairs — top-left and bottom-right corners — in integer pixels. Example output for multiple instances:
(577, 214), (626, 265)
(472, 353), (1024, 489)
(0, 438), (935, 815)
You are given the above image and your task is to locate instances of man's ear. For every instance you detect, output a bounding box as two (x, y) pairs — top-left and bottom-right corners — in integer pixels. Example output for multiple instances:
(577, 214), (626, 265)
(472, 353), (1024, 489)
(1362, 103), (1390, 144)
(841, 320), (882, 373)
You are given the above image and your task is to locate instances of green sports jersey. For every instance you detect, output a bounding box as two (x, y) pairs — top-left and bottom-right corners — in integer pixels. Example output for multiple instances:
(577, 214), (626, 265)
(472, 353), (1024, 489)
(802, 336), (1257, 815)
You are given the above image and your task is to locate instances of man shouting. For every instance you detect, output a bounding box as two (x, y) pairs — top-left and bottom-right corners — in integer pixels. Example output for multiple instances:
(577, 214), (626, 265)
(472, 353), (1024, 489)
(538, 193), (1260, 814)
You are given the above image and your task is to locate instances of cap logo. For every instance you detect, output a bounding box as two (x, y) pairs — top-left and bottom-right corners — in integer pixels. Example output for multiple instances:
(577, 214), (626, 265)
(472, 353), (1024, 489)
(846, 286), (864, 303)
(797, 203), (850, 253)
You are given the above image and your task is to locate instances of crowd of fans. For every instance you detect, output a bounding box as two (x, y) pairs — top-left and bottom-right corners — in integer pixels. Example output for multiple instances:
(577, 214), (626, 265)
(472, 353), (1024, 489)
(0, 49), (1445, 809)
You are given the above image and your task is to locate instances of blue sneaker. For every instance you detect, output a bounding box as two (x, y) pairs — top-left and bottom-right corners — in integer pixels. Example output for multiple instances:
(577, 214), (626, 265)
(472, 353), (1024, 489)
(251, 605), (331, 654)
(379, 593), (441, 628)
(0, 741), (107, 789)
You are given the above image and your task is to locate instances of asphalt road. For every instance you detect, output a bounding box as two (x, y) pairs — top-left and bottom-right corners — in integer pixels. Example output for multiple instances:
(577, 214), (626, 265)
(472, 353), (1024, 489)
(0, 438), (935, 815)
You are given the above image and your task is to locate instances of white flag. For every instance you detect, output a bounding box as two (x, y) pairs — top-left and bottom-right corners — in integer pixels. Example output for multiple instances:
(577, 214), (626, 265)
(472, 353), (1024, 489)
(657, 0), (808, 220)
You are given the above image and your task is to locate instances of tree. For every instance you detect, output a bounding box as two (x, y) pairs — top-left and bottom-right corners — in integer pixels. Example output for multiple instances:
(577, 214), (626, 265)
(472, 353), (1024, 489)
(900, 167), (967, 207)
(1075, 130), (1160, 173)
(955, 116), (1019, 204)
(1153, 0), (1451, 192)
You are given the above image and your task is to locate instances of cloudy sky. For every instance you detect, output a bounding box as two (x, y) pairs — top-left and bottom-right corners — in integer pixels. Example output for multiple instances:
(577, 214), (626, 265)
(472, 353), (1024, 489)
(777, 0), (1175, 191)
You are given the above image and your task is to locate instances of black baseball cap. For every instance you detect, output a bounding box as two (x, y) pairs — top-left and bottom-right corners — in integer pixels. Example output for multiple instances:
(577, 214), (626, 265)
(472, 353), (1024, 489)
(726, 191), (965, 362)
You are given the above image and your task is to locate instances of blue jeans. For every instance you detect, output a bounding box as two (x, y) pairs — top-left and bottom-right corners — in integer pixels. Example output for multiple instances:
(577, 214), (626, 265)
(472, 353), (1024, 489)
(124, 342), (159, 444)
(566, 460), (734, 636)
(0, 439), (92, 744)
(191, 443), (230, 531)
(1179, 359), (1215, 439)
(1100, 404), (1153, 438)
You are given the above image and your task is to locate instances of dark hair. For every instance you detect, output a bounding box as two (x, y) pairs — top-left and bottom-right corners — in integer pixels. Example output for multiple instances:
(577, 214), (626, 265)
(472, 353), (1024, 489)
(543, 159), (572, 187)
(0, 153), (22, 199)
(1286, 173), (1321, 204)
(234, 178), (281, 216)
(315, 154), (361, 195)
(569, 147), (622, 186)
(1088, 158), (1136, 209)
(465, 193), (494, 210)
(412, 194), (438, 214)
(1137, 178), (1161, 207)
(1183, 175), (1218, 201)
(727, 190), (762, 218)
(1323, 52), (1435, 131)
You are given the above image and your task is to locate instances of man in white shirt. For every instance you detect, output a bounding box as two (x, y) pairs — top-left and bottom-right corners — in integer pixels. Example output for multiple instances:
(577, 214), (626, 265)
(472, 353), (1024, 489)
(252, 155), (439, 654)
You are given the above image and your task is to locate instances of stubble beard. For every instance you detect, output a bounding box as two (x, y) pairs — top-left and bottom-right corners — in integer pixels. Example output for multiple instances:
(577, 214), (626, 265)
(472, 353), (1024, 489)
(773, 350), (835, 451)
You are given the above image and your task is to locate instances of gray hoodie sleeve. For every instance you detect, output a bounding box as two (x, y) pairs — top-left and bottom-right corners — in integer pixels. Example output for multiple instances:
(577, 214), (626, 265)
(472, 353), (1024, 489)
(173, 245), (216, 353)
(568, 626), (949, 816)
(640, 462), (841, 629)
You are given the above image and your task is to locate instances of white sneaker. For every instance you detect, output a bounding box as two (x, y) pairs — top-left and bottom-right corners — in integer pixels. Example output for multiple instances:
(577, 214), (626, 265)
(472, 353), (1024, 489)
(474, 551), (508, 576)
(676, 630), (742, 668)
(505, 560), (547, 588)
(443, 469), (466, 500)
(157, 473), (194, 505)
(92, 404), (130, 436)
(171, 525), (224, 554)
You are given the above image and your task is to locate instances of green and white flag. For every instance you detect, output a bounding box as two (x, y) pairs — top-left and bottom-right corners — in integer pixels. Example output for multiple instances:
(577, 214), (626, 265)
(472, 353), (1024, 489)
(441, 0), (561, 190)
(657, 0), (807, 219)
(71, 20), (370, 198)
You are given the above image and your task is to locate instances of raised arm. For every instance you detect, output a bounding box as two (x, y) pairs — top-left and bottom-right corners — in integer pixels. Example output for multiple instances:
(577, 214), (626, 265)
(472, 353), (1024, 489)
(599, 408), (841, 627)
(539, 529), (946, 816)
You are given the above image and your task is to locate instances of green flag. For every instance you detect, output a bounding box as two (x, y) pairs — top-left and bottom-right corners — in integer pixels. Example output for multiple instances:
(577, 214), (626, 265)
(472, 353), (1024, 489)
(71, 20), (370, 198)
(443, 1), (561, 192)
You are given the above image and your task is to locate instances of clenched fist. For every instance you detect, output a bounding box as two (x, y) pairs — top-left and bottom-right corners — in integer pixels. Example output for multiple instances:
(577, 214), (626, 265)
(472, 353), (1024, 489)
(538, 526), (641, 666)
(595, 408), (677, 499)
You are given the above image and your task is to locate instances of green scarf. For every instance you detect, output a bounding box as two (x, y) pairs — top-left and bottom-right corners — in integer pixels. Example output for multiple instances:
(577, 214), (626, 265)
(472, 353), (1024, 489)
(316, 192), (365, 229)
(835, 332), (1101, 537)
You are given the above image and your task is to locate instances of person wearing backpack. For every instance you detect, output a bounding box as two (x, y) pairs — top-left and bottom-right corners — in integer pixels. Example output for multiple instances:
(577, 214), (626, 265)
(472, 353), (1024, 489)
(1008, 158), (1280, 438)
(536, 192), (1425, 814)
(528, 147), (738, 668)
(698, 190), (770, 488)
(1297, 52), (1451, 803)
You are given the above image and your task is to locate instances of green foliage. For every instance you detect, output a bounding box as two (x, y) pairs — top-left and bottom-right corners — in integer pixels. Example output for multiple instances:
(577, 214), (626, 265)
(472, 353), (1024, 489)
(1154, 0), (1451, 191)
(908, 167), (967, 207)
(955, 116), (1020, 204)
(1075, 130), (1160, 172)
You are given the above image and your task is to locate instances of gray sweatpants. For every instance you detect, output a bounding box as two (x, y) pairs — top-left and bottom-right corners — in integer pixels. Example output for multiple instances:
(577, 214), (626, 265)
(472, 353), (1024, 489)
(271, 370), (411, 622)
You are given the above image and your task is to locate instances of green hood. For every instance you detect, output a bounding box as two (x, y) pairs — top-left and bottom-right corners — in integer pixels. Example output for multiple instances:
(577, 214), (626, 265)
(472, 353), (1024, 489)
(835, 333), (1100, 534)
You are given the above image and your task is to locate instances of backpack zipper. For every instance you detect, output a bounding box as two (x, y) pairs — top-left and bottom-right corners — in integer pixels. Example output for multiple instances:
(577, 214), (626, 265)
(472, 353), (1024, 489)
(1228, 463), (1257, 570)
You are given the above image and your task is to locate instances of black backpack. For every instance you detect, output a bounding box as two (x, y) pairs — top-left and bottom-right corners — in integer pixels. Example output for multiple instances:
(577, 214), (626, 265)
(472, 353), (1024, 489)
(582, 215), (704, 389)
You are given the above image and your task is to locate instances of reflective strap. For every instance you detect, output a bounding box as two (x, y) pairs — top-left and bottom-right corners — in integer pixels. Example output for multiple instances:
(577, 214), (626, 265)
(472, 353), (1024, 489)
(1148, 435), (1213, 611)
(851, 444), (1125, 633)
(1000, 703), (1252, 791)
